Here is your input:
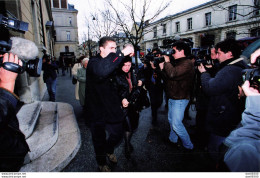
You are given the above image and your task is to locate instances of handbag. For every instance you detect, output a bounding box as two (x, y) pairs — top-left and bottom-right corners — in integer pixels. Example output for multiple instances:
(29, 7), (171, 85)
(72, 76), (77, 84)
(139, 86), (150, 109)
(128, 86), (150, 112)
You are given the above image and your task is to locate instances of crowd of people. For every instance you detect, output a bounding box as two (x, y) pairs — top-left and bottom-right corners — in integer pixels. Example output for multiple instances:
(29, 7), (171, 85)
(82, 36), (260, 172)
(1, 35), (259, 172)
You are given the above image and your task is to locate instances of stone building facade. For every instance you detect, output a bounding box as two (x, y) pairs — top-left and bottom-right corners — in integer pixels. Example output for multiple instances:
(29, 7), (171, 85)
(51, 0), (79, 62)
(143, 0), (260, 51)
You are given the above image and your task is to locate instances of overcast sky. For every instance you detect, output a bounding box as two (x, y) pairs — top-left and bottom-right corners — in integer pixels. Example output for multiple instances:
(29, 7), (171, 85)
(68, 0), (212, 43)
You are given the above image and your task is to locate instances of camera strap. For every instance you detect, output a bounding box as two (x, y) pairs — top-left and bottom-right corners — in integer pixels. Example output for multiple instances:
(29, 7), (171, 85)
(227, 57), (244, 65)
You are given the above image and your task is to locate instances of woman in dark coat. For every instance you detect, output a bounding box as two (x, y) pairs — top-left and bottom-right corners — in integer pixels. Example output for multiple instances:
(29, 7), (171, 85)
(113, 56), (144, 159)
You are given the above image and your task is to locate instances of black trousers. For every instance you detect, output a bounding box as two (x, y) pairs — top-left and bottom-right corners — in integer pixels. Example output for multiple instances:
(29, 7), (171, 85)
(90, 121), (123, 165)
(148, 83), (163, 120)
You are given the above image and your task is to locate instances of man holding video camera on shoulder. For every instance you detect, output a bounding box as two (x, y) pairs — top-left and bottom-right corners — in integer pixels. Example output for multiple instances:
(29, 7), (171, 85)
(0, 53), (30, 171)
(198, 38), (248, 165)
(159, 41), (195, 151)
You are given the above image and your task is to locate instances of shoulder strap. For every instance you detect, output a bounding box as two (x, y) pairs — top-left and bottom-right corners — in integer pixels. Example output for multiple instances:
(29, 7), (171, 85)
(228, 58), (244, 65)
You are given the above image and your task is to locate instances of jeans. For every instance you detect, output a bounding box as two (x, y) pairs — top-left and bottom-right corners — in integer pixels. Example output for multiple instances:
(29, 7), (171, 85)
(168, 99), (193, 149)
(45, 77), (57, 102)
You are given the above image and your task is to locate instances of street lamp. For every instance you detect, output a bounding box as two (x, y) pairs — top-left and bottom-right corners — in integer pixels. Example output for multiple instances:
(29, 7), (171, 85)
(87, 16), (96, 58)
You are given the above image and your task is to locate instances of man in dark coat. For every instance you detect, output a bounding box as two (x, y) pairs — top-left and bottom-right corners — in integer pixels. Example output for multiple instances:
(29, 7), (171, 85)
(143, 48), (164, 126)
(198, 39), (248, 164)
(85, 36), (134, 172)
(42, 55), (58, 102)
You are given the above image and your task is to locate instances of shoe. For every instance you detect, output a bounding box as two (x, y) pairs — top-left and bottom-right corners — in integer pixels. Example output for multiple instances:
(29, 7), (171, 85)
(107, 153), (117, 164)
(181, 146), (194, 153)
(99, 164), (111, 172)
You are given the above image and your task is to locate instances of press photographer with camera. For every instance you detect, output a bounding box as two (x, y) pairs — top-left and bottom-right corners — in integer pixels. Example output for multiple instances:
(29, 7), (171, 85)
(0, 12), (43, 171)
(197, 38), (248, 165)
(0, 53), (30, 171)
(42, 54), (58, 102)
(159, 40), (195, 150)
(194, 47), (221, 150)
(219, 47), (260, 172)
(143, 48), (164, 126)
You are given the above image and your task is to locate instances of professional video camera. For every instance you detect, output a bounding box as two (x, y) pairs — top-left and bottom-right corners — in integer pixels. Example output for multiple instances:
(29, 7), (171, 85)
(242, 57), (260, 92)
(194, 49), (213, 66)
(0, 14), (41, 77)
(144, 48), (175, 67)
(241, 39), (260, 92)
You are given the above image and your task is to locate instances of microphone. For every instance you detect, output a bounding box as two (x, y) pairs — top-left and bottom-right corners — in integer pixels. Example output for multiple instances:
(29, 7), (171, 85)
(9, 37), (39, 61)
(0, 37), (41, 77)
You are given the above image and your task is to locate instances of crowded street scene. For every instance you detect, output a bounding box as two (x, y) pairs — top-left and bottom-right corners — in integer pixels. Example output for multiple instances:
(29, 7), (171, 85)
(0, 0), (259, 177)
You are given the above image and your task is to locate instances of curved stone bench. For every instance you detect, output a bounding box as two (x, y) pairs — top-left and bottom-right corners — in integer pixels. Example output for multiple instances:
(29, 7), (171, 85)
(19, 102), (81, 172)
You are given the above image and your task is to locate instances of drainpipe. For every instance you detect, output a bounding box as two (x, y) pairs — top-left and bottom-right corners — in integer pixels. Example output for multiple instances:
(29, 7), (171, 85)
(39, 0), (46, 47)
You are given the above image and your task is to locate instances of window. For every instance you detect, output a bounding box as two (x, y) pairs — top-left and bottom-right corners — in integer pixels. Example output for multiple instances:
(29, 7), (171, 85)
(176, 22), (180, 33)
(251, 28), (260, 37)
(226, 31), (236, 39)
(228, 5), (237, 21)
(162, 24), (166, 34)
(205, 12), (211, 26)
(69, 17), (72, 26)
(65, 46), (69, 52)
(254, 0), (260, 16)
(153, 26), (157, 38)
(153, 43), (158, 49)
(187, 18), (192, 30)
(61, 0), (67, 9)
(66, 31), (71, 41)
(53, 0), (59, 8)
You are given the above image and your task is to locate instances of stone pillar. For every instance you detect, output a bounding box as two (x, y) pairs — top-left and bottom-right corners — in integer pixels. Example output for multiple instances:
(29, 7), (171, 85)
(16, 72), (46, 103)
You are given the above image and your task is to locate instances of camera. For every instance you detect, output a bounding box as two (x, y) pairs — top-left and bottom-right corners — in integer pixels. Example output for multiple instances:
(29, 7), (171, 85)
(194, 49), (213, 66)
(242, 56), (260, 92)
(0, 14), (41, 77)
(145, 48), (175, 67)
(194, 54), (213, 66)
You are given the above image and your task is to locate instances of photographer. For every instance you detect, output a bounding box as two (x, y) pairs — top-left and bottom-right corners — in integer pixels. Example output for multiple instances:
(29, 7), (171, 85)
(197, 39), (248, 165)
(194, 47), (220, 150)
(220, 49), (260, 172)
(159, 41), (195, 150)
(42, 54), (58, 102)
(143, 48), (163, 126)
(0, 53), (30, 171)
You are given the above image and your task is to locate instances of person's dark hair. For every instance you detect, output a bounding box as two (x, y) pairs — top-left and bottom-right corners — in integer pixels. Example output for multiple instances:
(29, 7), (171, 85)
(98, 36), (116, 48)
(172, 41), (191, 57)
(215, 39), (241, 59)
(119, 55), (132, 70)
(152, 48), (162, 54)
(77, 55), (86, 63)
(43, 54), (50, 63)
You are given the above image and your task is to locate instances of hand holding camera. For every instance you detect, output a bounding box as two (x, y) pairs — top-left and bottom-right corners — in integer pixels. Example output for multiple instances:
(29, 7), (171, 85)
(0, 53), (22, 92)
(242, 81), (260, 96)
(250, 48), (260, 65)
(242, 43), (260, 93)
